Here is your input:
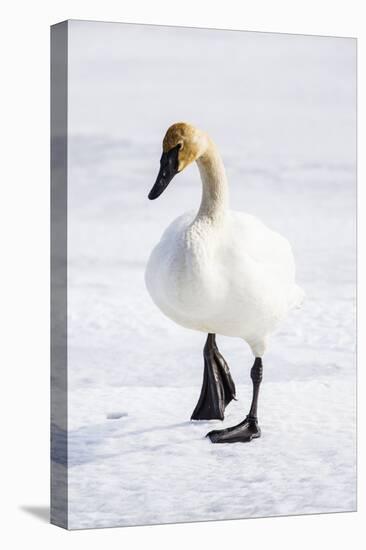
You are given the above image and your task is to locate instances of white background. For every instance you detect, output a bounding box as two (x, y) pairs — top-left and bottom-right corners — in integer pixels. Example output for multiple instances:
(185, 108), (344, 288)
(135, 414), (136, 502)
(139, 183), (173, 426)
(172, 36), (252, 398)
(0, 0), (364, 548)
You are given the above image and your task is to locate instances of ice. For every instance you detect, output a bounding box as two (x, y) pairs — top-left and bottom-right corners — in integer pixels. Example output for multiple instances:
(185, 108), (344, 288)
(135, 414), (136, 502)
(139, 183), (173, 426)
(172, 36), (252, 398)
(60, 21), (356, 529)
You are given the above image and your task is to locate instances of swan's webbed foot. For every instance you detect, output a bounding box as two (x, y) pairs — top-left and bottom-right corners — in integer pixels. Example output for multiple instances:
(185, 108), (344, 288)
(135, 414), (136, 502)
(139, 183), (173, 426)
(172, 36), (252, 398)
(207, 416), (261, 443)
(191, 334), (236, 421)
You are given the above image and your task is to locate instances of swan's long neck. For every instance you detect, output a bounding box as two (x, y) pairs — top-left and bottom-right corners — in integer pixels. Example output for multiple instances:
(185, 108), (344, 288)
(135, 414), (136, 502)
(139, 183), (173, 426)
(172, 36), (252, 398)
(195, 140), (229, 223)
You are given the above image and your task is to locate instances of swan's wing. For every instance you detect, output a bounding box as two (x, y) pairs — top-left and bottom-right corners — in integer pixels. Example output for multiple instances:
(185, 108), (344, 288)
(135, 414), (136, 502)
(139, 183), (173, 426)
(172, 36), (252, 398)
(229, 212), (295, 268)
(227, 212), (304, 312)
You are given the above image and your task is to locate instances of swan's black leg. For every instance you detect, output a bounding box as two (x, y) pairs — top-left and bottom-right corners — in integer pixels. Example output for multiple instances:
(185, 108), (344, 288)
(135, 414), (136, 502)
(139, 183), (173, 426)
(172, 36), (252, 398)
(191, 334), (236, 421)
(207, 357), (263, 443)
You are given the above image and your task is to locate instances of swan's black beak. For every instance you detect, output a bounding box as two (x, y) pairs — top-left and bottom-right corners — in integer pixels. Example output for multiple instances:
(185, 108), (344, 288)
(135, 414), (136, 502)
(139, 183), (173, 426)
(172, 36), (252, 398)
(148, 144), (180, 200)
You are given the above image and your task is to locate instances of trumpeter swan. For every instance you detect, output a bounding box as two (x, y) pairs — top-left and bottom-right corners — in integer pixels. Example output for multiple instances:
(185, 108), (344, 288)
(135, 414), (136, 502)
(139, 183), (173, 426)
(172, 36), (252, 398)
(145, 122), (304, 443)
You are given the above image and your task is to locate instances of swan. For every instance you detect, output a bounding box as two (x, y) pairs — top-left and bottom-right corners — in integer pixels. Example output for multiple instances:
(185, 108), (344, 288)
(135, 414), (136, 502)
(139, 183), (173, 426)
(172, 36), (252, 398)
(145, 122), (304, 444)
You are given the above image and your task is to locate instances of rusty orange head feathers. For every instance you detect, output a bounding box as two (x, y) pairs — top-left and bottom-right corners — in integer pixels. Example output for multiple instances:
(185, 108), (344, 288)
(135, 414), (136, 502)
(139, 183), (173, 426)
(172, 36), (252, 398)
(148, 122), (208, 200)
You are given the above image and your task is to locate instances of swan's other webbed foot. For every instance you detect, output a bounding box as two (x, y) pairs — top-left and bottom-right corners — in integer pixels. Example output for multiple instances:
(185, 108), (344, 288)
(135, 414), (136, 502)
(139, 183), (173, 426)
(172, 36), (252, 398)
(191, 333), (236, 421)
(207, 416), (261, 443)
(207, 356), (263, 443)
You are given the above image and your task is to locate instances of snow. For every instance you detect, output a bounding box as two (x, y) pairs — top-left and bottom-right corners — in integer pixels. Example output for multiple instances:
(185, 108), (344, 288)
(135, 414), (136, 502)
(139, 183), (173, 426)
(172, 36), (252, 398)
(66, 381), (355, 530)
(59, 21), (356, 529)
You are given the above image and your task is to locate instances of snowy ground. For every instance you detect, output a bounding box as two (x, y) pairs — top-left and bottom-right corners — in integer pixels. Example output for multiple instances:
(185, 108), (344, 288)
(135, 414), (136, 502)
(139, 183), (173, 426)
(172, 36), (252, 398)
(67, 381), (355, 529)
(60, 21), (356, 528)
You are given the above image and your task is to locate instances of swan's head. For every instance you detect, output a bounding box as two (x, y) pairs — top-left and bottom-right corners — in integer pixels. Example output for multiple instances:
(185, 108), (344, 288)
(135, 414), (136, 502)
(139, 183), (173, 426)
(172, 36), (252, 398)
(148, 122), (208, 200)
